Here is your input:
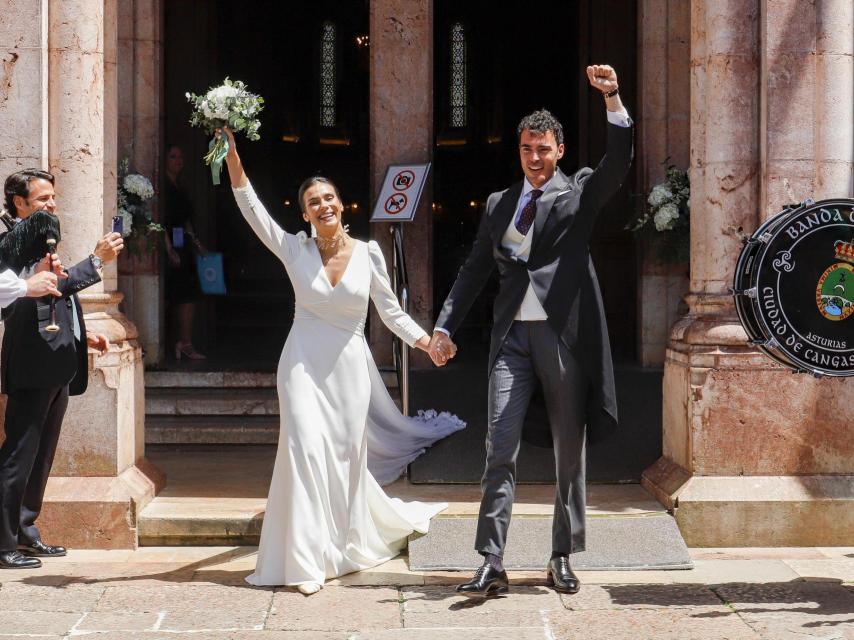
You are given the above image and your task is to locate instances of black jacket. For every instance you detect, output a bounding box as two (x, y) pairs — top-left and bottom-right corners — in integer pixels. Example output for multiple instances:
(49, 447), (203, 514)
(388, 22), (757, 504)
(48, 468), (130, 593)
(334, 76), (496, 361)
(436, 120), (634, 443)
(1, 257), (100, 396)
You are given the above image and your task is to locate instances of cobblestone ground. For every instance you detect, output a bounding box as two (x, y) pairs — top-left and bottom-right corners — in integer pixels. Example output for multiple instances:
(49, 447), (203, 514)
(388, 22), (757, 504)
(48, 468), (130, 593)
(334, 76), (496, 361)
(0, 547), (851, 639)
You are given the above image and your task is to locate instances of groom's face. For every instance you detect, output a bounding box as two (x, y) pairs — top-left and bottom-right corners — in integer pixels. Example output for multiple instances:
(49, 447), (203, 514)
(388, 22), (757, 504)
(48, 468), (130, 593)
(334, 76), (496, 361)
(519, 129), (564, 189)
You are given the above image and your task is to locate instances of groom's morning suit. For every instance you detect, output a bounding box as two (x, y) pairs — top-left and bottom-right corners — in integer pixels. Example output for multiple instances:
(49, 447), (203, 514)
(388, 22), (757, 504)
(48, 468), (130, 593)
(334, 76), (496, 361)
(0, 236), (100, 553)
(435, 110), (633, 557)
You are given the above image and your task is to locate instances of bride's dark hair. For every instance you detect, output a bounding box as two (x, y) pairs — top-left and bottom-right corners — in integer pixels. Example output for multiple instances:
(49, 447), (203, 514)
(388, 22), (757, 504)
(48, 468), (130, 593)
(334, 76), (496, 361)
(297, 176), (341, 212)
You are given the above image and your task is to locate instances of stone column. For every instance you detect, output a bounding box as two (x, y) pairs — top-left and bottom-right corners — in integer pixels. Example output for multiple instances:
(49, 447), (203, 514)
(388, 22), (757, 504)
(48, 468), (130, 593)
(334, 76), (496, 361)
(369, 0), (433, 368)
(637, 0), (691, 366)
(37, 0), (162, 549)
(117, 0), (164, 366)
(642, 0), (854, 546)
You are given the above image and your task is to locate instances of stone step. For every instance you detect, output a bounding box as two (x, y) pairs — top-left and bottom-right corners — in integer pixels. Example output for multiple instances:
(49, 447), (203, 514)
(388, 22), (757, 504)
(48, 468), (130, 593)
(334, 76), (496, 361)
(145, 369), (398, 389)
(146, 388), (280, 416)
(146, 415), (280, 445)
(138, 446), (691, 570)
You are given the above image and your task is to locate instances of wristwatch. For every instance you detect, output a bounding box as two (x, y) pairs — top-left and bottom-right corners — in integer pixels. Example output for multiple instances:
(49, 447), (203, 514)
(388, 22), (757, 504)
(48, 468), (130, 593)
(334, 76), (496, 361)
(89, 254), (103, 270)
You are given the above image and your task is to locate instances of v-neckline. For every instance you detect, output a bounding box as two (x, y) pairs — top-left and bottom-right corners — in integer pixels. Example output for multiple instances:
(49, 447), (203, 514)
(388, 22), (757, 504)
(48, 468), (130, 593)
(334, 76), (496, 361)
(314, 239), (359, 290)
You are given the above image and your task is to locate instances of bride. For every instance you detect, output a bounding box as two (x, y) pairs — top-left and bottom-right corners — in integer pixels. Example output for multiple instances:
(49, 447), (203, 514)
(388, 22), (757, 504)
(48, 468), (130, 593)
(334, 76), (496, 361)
(219, 127), (463, 594)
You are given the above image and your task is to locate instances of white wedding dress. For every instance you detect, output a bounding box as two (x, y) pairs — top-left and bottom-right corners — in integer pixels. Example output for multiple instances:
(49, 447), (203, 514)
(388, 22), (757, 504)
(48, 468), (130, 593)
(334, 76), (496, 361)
(232, 183), (464, 587)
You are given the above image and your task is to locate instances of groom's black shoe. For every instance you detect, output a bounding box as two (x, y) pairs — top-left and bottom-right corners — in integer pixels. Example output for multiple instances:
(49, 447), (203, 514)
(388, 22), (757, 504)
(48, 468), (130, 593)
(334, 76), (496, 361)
(18, 540), (66, 558)
(455, 561), (509, 598)
(547, 555), (580, 594)
(0, 550), (42, 569)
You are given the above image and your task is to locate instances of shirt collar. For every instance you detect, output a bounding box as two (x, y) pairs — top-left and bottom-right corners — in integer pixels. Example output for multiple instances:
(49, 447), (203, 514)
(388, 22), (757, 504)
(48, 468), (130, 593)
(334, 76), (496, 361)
(522, 175), (554, 198)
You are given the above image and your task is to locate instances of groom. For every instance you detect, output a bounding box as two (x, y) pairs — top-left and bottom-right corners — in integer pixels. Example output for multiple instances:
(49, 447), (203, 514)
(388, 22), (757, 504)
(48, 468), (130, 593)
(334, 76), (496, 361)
(430, 65), (633, 596)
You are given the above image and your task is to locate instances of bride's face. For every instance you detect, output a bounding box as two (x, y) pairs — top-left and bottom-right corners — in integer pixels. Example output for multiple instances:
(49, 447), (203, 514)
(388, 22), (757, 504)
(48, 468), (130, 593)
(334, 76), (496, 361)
(302, 183), (343, 234)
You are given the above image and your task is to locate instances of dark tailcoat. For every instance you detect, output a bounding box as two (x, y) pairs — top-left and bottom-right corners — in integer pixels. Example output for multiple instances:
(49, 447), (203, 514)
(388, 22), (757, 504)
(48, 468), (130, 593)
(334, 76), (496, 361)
(436, 120), (634, 444)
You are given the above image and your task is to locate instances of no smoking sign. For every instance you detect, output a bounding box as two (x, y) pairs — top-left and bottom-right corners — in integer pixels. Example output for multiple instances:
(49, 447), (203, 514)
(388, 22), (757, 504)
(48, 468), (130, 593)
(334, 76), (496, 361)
(371, 163), (430, 222)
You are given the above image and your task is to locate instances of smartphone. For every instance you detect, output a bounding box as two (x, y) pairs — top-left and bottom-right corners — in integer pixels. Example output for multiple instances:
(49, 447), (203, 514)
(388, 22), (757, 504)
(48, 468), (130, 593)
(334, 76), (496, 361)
(111, 215), (123, 235)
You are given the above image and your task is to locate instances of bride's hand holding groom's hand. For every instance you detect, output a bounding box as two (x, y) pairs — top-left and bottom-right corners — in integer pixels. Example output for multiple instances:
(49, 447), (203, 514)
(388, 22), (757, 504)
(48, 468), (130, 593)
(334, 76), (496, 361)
(427, 331), (457, 367)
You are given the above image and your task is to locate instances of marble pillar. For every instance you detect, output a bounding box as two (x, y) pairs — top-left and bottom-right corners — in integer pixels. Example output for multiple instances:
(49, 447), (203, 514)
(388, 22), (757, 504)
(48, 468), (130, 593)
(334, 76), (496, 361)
(369, 0), (434, 368)
(117, 0), (164, 366)
(35, 0), (162, 549)
(637, 0), (691, 366)
(642, 0), (854, 546)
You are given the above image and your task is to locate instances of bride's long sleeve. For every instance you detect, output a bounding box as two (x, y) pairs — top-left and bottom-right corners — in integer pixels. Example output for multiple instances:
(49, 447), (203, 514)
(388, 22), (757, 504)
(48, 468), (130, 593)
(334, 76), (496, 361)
(367, 240), (427, 348)
(232, 181), (305, 265)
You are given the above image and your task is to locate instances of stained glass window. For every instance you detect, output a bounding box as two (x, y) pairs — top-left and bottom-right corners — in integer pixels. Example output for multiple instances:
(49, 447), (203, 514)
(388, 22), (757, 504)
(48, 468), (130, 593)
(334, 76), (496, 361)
(320, 22), (337, 128)
(450, 22), (467, 128)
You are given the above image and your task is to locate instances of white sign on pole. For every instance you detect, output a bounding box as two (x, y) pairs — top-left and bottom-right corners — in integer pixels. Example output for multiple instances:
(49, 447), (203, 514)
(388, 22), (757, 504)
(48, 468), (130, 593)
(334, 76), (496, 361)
(370, 163), (431, 222)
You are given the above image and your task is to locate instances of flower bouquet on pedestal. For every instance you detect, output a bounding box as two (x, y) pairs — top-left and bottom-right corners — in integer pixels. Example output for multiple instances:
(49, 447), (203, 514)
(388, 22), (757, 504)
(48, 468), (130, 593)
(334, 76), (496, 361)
(628, 163), (690, 263)
(117, 158), (163, 255)
(186, 78), (264, 185)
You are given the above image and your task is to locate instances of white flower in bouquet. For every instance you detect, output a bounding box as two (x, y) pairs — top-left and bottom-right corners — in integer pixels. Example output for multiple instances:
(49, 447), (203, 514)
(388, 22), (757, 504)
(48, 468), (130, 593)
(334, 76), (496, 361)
(647, 183), (673, 208)
(653, 202), (681, 231)
(117, 207), (134, 238)
(123, 173), (155, 201)
(187, 77), (264, 185)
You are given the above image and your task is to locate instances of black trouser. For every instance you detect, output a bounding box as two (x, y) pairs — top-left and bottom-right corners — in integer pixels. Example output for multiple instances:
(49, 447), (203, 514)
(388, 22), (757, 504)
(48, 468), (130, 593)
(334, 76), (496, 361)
(0, 386), (69, 551)
(476, 321), (588, 557)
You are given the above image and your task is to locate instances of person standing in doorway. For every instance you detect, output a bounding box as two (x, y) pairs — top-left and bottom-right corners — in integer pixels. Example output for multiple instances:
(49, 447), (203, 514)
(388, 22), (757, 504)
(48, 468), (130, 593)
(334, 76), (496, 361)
(430, 65), (634, 597)
(163, 144), (207, 360)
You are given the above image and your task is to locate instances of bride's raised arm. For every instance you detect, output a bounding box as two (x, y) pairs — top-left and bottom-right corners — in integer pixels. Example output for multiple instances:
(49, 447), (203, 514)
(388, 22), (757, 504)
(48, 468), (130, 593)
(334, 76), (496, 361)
(222, 127), (303, 265)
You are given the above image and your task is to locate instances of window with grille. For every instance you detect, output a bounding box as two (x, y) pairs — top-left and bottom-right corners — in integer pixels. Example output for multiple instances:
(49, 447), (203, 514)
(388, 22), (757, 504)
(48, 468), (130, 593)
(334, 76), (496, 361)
(450, 22), (467, 128)
(320, 21), (337, 128)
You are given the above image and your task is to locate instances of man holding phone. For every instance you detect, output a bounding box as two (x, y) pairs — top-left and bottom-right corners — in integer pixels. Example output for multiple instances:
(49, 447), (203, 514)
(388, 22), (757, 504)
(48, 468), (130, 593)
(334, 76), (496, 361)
(0, 169), (123, 569)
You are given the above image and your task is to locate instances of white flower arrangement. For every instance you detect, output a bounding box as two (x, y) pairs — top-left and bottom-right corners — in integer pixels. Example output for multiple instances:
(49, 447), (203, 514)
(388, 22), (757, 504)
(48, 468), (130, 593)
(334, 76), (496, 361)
(117, 157), (163, 254)
(186, 77), (264, 185)
(627, 162), (690, 262)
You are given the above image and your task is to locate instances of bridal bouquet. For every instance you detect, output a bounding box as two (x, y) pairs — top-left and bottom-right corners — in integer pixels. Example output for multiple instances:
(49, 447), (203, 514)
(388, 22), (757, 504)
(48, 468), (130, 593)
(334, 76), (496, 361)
(186, 77), (264, 185)
(117, 158), (163, 254)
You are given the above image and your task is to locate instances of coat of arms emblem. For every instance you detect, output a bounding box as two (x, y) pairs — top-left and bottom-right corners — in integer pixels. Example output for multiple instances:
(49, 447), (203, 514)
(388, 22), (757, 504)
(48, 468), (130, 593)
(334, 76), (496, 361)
(816, 240), (854, 321)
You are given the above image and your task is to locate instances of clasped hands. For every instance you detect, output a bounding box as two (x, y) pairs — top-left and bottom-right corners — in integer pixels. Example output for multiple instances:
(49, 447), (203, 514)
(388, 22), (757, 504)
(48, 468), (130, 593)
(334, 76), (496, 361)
(427, 331), (457, 367)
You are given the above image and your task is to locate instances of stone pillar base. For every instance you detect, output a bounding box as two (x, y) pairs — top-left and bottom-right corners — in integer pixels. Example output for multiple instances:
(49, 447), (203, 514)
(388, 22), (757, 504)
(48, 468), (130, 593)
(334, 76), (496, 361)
(643, 459), (854, 546)
(37, 459), (165, 549)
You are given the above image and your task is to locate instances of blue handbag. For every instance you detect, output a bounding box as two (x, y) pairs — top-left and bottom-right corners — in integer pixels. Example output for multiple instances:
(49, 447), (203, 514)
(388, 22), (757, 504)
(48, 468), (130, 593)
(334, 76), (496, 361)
(196, 252), (227, 295)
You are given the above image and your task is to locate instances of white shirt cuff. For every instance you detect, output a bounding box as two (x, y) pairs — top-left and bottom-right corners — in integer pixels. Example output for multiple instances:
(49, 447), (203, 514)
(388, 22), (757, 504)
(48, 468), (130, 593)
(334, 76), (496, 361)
(606, 108), (631, 128)
(433, 327), (451, 336)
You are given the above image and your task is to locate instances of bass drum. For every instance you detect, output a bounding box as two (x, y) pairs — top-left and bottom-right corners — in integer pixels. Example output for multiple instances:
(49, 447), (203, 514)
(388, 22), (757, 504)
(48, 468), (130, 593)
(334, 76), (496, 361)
(733, 198), (854, 377)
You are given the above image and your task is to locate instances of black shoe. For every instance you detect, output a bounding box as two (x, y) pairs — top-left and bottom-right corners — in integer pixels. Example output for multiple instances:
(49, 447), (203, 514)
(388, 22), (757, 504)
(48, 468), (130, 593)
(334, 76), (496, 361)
(18, 540), (66, 558)
(547, 555), (580, 594)
(455, 561), (509, 598)
(0, 550), (42, 569)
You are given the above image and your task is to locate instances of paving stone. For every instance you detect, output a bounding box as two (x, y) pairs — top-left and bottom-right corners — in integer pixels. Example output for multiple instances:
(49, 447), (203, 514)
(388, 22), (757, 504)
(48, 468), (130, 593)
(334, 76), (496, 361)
(784, 559), (854, 583)
(75, 611), (161, 631)
(266, 586), (402, 632)
(192, 568), (257, 585)
(0, 582), (104, 612)
(671, 560), (801, 584)
(714, 583), (854, 639)
(95, 583), (273, 613)
(403, 609), (546, 629)
(560, 583), (725, 610)
(401, 584), (561, 612)
(0, 610), (83, 635)
(353, 628), (547, 639)
(545, 607), (761, 640)
(160, 608), (269, 631)
(49, 633), (348, 640)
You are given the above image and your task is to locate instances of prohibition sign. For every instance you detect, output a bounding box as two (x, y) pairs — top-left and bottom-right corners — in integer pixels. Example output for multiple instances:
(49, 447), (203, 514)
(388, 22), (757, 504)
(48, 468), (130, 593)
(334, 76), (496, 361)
(392, 170), (416, 191)
(384, 192), (408, 214)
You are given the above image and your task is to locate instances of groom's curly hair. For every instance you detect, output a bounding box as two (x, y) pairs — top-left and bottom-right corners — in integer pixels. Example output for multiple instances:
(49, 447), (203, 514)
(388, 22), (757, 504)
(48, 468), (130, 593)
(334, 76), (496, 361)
(517, 109), (564, 146)
(298, 176), (342, 212)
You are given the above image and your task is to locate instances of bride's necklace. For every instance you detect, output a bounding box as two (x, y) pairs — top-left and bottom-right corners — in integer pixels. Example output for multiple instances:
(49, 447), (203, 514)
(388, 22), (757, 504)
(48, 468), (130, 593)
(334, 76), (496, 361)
(315, 229), (350, 252)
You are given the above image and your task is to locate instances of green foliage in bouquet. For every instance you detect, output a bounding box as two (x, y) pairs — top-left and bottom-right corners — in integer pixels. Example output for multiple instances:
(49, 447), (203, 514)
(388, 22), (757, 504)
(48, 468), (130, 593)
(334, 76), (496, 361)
(627, 162), (690, 263)
(117, 157), (163, 256)
(186, 77), (265, 185)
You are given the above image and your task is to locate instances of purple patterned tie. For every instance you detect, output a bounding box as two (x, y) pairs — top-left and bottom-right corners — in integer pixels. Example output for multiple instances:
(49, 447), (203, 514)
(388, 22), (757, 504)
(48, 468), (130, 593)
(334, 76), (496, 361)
(515, 189), (543, 235)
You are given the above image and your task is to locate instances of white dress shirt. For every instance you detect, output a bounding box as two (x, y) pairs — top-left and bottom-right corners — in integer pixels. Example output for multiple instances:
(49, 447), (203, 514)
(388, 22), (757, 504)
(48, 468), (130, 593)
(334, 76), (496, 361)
(436, 107), (632, 333)
(0, 269), (28, 310)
